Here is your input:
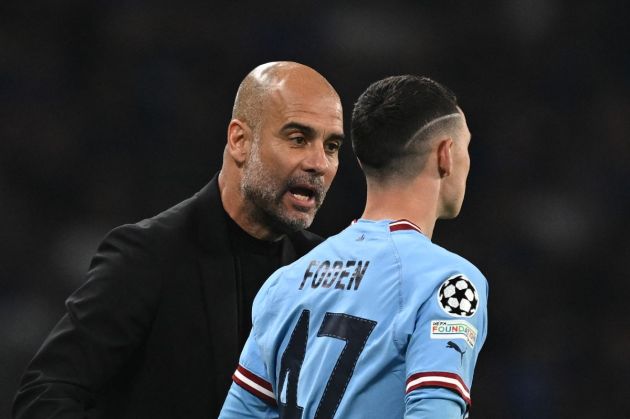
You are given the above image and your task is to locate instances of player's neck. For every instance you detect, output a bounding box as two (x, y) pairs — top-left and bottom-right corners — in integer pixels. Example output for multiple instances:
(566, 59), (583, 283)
(361, 177), (439, 239)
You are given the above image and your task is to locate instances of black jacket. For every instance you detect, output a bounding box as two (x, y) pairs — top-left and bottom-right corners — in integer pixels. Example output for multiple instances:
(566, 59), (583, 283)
(13, 174), (323, 418)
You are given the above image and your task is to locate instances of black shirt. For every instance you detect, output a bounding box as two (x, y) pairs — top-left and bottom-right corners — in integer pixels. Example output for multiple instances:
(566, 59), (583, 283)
(225, 214), (283, 349)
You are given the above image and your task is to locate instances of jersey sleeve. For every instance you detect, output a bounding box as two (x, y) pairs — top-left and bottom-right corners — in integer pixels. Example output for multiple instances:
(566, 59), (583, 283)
(219, 270), (283, 418)
(403, 262), (488, 416)
(405, 391), (464, 419)
(219, 331), (278, 418)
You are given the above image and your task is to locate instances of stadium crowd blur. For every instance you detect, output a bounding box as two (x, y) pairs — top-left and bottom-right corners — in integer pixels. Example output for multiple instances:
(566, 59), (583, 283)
(1, 1), (628, 417)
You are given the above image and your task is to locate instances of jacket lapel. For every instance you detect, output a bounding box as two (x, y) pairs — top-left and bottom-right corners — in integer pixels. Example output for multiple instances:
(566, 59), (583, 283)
(192, 175), (240, 401)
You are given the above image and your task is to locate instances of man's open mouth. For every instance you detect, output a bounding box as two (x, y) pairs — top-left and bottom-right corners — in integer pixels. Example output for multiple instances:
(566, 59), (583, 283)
(289, 186), (316, 202)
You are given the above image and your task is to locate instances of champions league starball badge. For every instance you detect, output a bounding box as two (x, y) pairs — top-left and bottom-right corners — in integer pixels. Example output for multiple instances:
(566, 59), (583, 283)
(437, 274), (479, 317)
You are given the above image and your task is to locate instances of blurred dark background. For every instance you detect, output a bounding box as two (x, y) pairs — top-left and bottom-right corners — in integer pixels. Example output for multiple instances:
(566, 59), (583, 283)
(1, 0), (629, 417)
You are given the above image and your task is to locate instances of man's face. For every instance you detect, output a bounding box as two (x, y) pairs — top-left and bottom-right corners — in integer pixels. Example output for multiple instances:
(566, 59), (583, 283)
(440, 112), (471, 219)
(240, 86), (344, 234)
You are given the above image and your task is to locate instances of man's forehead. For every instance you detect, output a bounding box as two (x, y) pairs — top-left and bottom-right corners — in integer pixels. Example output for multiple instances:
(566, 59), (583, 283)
(266, 86), (342, 118)
(269, 81), (340, 105)
(283, 98), (343, 117)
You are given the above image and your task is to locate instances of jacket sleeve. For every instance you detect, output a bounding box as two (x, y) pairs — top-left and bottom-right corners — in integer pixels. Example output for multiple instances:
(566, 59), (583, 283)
(12, 224), (164, 419)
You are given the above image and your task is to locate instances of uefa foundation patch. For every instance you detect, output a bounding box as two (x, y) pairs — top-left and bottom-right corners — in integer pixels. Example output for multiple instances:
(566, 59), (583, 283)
(430, 319), (478, 348)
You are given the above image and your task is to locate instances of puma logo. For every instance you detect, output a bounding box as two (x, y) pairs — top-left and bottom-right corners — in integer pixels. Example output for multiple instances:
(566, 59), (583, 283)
(446, 341), (466, 365)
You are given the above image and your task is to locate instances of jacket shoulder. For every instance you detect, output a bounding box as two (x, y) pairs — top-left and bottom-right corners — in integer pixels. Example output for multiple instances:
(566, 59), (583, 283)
(98, 187), (205, 266)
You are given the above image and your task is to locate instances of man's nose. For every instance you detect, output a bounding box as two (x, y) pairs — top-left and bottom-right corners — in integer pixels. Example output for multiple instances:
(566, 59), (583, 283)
(301, 142), (329, 174)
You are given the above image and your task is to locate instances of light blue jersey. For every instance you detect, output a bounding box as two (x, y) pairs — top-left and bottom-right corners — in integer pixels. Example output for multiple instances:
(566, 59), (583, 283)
(219, 219), (488, 419)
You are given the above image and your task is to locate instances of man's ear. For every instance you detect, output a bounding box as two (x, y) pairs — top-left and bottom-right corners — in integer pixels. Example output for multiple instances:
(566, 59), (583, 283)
(227, 119), (252, 165)
(437, 137), (453, 178)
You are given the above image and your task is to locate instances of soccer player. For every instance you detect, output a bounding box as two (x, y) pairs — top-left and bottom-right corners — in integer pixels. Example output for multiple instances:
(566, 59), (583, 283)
(219, 75), (488, 419)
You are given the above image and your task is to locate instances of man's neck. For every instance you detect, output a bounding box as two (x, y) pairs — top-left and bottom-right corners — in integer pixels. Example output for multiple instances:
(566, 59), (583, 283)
(361, 177), (439, 239)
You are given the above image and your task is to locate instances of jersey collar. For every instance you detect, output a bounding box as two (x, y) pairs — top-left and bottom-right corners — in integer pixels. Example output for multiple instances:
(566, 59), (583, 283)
(388, 219), (423, 234)
(351, 219), (425, 236)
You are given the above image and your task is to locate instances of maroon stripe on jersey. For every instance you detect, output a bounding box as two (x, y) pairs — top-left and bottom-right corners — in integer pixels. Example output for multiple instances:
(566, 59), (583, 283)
(232, 365), (277, 406)
(236, 365), (273, 391)
(389, 219), (423, 234)
(406, 371), (471, 405)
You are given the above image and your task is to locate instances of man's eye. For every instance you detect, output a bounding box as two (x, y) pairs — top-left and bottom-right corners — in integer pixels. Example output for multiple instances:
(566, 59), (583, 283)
(325, 142), (340, 153)
(291, 136), (306, 145)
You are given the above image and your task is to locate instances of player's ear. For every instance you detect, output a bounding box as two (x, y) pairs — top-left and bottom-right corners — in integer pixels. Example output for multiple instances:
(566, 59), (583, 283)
(227, 119), (253, 165)
(437, 137), (453, 178)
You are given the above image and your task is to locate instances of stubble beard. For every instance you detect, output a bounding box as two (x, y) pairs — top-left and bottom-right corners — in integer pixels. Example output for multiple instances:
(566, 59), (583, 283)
(240, 143), (327, 235)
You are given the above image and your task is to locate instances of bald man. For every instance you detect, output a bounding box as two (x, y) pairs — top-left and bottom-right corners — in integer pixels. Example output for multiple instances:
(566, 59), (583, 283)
(13, 62), (344, 419)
